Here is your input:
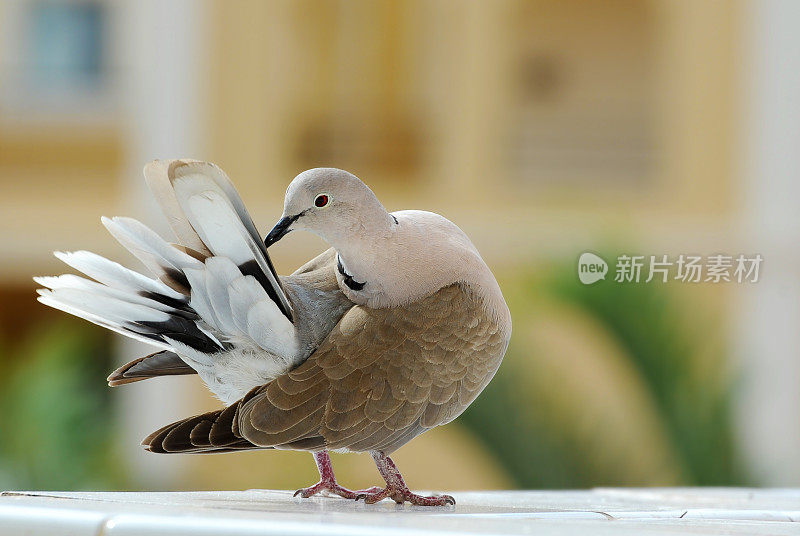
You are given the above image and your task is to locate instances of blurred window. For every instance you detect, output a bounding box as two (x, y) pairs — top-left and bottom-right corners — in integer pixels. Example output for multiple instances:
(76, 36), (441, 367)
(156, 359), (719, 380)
(0, 0), (116, 122)
(510, 1), (656, 186)
(27, 1), (106, 91)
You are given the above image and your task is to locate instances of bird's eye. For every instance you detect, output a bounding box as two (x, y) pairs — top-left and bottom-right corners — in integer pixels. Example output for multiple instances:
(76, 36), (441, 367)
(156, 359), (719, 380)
(314, 194), (329, 208)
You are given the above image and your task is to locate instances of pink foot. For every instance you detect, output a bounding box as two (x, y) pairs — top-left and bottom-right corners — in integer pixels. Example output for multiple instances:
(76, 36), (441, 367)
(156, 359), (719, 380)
(294, 451), (383, 500)
(358, 451), (456, 506)
(355, 487), (455, 506)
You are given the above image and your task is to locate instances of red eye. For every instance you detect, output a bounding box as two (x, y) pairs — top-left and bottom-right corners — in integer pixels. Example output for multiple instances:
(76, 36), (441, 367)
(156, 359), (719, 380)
(314, 194), (329, 207)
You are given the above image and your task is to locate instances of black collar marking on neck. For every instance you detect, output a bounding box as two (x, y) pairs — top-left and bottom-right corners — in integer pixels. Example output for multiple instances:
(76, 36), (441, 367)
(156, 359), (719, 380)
(337, 255), (366, 291)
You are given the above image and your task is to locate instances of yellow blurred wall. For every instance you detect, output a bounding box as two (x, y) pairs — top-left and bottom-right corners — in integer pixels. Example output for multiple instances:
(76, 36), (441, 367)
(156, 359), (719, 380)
(0, 0), (743, 490)
(0, 0), (740, 280)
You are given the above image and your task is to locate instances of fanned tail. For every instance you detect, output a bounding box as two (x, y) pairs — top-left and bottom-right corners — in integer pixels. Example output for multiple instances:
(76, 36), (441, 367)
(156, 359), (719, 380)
(35, 253), (224, 354)
(35, 159), (299, 393)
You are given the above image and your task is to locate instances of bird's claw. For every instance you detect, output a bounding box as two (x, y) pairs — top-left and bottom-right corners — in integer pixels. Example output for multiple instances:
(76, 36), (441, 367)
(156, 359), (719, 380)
(355, 486), (455, 506)
(293, 481), (360, 500)
(355, 486), (383, 495)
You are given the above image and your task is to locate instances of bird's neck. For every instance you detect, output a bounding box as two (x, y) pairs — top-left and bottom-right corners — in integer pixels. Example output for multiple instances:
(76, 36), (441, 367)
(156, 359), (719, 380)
(332, 210), (510, 330)
(327, 211), (396, 299)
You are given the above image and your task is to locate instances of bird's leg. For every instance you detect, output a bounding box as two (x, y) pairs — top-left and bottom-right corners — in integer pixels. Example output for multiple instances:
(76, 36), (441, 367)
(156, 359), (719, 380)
(294, 450), (380, 499)
(355, 451), (455, 506)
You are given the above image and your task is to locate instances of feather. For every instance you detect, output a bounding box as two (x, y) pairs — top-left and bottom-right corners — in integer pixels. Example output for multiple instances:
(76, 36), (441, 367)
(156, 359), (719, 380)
(228, 275), (298, 356)
(203, 256), (245, 336)
(107, 350), (196, 386)
(182, 266), (220, 330)
(168, 163), (293, 321)
(171, 244), (207, 261)
(246, 300), (298, 356)
(40, 287), (171, 325)
(228, 275), (263, 337)
(143, 160), (212, 257)
(139, 316), (223, 354)
(36, 292), (173, 351)
(34, 274), (189, 316)
(53, 250), (184, 301)
(38, 162), (334, 401)
(101, 216), (203, 294)
(37, 283), (221, 354)
(171, 161), (277, 278)
(183, 189), (254, 265)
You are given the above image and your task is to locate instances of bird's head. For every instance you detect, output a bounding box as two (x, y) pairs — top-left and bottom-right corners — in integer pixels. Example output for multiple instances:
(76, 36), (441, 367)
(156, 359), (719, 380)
(264, 168), (392, 248)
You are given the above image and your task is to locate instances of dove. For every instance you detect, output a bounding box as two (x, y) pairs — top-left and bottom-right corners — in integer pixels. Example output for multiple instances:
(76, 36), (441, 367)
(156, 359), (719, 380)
(35, 160), (511, 506)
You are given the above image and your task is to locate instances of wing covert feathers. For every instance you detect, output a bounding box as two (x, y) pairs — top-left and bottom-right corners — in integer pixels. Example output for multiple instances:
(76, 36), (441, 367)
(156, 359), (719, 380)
(143, 283), (509, 455)
(142, 406), (257, 453)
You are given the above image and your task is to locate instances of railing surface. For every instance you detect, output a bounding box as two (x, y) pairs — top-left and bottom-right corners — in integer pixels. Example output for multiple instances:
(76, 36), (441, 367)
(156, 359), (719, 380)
(1, 488), (798, 535)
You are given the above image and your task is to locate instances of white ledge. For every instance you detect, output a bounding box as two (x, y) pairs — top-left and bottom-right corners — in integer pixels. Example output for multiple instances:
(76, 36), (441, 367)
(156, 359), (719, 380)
(1, 488), (799, 535)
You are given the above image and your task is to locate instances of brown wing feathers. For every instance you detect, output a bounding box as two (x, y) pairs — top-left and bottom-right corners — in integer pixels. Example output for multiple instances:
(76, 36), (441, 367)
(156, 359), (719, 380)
(143, 407), (258, 454)
(107, 350), (197, 386)
(142, 283), (507, 455)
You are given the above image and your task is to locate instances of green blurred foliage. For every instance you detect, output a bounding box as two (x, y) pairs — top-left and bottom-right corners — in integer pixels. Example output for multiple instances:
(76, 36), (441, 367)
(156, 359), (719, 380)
(460, 259), (749, 488)
(551, 265), (745, 486)
(0, 320), (127, 490)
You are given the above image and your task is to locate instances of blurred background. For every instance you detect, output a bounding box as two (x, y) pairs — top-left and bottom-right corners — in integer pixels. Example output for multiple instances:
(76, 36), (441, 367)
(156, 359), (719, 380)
(0, 0), (798, 492)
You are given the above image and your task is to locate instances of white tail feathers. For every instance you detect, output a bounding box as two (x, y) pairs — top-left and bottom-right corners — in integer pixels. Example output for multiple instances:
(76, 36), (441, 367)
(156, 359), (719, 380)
(53, 251), (184, 300)
(38, 287), (170, 325)
(102, 216), (203, 293)
(35, 285), (175, 351)
(35, 274), (180, 314)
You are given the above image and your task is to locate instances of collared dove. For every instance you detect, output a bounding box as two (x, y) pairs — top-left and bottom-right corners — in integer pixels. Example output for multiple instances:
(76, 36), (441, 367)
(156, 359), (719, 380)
(35, 160), (511, 506)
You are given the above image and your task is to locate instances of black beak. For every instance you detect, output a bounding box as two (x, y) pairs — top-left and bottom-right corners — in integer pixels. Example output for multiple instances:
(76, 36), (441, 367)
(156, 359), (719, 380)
(264, 215), (299, 247)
